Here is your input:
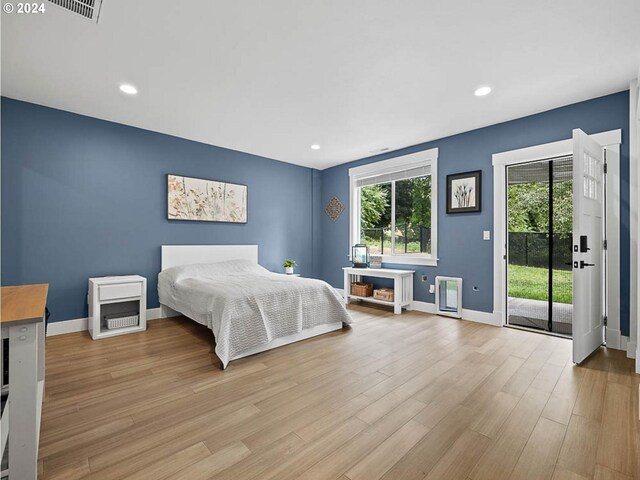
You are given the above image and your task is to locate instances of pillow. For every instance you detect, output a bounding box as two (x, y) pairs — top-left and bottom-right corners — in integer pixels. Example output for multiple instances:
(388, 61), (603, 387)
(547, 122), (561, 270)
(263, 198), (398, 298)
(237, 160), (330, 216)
(159, 259), (267, 285)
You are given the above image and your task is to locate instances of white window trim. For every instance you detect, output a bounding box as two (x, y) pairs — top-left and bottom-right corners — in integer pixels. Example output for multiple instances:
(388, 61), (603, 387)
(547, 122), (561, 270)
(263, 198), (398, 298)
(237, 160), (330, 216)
(349, 148), (438, 266)
(492, 129), (622, 336)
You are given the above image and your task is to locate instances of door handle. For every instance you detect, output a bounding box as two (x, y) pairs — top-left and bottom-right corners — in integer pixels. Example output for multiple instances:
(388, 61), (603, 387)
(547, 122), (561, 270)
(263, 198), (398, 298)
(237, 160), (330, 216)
(579, 261), (595, 269)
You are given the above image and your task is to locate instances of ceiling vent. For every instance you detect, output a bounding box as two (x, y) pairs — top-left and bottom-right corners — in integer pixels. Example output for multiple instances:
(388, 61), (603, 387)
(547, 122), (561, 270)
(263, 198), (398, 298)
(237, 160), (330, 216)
(369, 147), (390, 154)
(47, 0), (103, 23)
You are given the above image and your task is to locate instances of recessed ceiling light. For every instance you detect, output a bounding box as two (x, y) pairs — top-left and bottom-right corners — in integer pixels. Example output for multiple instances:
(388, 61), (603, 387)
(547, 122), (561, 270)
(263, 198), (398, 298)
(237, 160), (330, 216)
(119, 84), (138, 95)
(311, 144), (321, 150)
(474, 86), (492, 97)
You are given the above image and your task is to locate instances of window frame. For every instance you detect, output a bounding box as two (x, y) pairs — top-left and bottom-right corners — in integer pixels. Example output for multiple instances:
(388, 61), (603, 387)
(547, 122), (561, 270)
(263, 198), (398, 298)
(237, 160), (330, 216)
(349, 148), (438, 266)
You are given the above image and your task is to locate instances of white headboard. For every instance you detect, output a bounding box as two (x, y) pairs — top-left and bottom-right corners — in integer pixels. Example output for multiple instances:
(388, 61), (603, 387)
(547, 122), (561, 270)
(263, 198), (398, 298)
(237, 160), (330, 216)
(161, 245), (258, 270)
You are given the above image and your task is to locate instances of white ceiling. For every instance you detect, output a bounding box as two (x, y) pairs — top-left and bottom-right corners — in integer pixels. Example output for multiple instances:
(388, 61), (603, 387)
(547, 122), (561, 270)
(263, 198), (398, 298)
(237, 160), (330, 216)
(2, 0), (640, 169)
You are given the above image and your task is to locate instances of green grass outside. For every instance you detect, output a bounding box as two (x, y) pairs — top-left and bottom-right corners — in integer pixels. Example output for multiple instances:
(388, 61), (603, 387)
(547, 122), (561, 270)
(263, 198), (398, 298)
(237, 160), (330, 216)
(362, 236), (429, 255)
(508, 264), (572, 304)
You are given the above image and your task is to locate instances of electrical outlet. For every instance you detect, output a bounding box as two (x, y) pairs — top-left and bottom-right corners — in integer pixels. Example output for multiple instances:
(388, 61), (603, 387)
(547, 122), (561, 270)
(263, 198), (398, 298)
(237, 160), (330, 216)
(421, 275), (428, 282)
(483, 230), (491, 241)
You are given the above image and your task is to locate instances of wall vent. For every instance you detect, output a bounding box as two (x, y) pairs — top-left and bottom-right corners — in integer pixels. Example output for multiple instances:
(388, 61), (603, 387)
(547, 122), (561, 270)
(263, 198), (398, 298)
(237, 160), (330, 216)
(48, 0), (103, 23)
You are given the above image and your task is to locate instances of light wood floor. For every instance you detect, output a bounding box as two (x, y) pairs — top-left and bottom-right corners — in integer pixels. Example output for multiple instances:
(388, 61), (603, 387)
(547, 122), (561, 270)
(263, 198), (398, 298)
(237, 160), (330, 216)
(39, 304), (640, 480)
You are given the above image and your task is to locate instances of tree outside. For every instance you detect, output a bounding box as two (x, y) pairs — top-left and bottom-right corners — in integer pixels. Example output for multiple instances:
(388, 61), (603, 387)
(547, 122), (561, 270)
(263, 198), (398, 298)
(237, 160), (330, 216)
(508, 180), (572, 234)
(360, 184), (389, 230)
(507, 173), (573, 305)
(360, 176), (431, 255)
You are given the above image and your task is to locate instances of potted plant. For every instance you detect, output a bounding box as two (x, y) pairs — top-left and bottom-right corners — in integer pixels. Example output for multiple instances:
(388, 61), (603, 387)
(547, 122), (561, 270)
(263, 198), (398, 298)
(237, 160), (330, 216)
(282, 259), (297, 275)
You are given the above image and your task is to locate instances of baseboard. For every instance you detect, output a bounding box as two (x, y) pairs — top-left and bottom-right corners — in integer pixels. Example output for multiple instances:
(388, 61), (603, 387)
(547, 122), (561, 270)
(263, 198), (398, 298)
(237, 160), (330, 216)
(46, 317), (89, 336)
(408, 300), (501, 327)
(461, 308), (502, 327)
(627, 341), (637, 360)
(411, 301), (436, 314)
(342, 292), (500, 327)
(606, 328), (622, 350)
(46, 307), (162, 336)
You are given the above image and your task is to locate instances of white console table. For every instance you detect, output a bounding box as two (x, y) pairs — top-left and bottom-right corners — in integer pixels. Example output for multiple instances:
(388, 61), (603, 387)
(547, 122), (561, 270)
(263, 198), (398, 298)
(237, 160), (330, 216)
(343, 267), (414, 314)
(1, 284), (48, 480)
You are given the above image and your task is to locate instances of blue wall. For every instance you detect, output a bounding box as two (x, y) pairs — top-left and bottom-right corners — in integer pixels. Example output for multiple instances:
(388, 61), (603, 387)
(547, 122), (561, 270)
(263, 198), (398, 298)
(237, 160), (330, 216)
(1, 98), (316, 323)
(2, 92), (632, 335)
(318, 91), (631, 335)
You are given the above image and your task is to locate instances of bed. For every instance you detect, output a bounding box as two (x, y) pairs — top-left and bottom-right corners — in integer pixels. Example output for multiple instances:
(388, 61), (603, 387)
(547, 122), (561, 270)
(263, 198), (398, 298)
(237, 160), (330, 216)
(158, 245), (351, 368)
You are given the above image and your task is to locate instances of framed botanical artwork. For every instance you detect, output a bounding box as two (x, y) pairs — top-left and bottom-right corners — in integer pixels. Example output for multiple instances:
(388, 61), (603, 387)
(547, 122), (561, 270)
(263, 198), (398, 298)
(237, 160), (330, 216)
(167, 174), (247, 223)
(446, 170), (481, 213)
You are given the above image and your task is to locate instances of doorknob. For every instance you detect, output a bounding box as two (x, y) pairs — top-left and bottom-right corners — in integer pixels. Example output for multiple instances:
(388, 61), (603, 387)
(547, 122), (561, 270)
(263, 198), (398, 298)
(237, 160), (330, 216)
(579, 260), (595, 269)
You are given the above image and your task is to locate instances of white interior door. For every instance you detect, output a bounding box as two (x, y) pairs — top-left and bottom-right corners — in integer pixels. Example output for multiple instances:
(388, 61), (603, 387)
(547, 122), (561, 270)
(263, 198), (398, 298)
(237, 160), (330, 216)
(572, 128), (606, 364)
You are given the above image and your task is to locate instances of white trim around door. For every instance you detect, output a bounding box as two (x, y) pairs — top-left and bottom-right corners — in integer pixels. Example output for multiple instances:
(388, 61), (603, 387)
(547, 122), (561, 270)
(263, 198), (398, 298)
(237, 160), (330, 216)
(492, 129), (622, 347)
(631, 76), (640, 371)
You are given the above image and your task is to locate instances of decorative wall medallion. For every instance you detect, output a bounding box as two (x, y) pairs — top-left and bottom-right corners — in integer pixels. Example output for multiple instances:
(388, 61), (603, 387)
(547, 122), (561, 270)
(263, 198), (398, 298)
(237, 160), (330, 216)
(325, 196), (344, 222)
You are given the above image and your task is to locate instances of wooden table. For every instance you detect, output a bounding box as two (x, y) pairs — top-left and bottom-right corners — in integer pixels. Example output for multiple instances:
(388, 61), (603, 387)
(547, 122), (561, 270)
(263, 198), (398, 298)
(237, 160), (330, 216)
(343, 267), (414, 314)
(1, 284), (48, 480)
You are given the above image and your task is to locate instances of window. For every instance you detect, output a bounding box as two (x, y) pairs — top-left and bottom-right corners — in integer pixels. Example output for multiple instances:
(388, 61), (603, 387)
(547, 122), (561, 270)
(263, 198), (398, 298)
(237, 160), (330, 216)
(349, 148), (438, 266)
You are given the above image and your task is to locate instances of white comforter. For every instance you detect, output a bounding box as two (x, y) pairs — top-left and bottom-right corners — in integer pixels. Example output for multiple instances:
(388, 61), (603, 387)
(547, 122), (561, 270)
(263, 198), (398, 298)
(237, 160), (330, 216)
(158, 260), (351, 368)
